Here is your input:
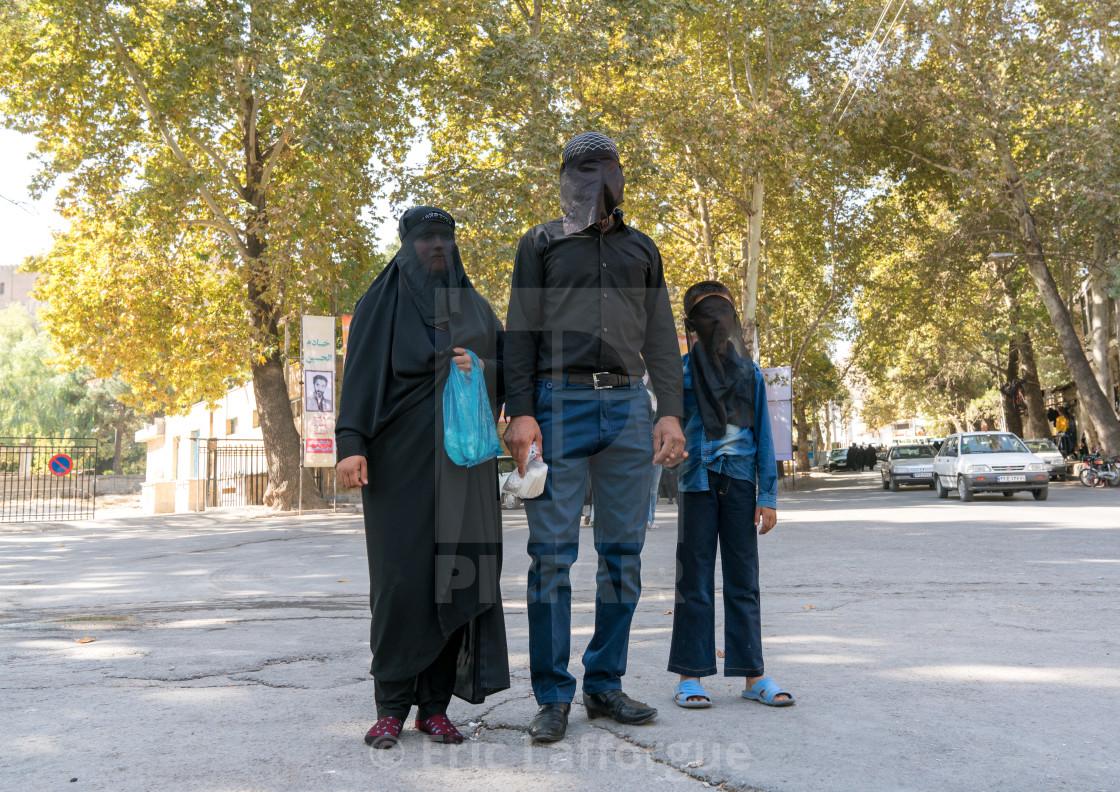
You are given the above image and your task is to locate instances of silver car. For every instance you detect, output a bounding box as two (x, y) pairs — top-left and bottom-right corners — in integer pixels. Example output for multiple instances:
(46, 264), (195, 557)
(933, 432), (1050, 501)
(880, 444), (937, 491)
(1023, 439), (1068, 480)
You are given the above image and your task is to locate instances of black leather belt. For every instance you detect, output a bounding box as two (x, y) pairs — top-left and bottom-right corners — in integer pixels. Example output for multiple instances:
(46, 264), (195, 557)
(563, 371), (633, 389)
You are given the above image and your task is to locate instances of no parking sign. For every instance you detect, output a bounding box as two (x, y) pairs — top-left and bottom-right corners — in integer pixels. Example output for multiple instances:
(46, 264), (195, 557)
(48, 454), (73, 476)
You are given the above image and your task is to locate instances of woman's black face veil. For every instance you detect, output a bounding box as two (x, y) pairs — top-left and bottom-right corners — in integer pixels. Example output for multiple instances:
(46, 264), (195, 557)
(395, 214), (467, 327)
(685, 295), (756, 441)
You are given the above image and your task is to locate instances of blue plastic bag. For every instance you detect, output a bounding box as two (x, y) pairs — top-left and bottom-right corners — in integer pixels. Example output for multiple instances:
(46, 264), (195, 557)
(443, 350), (502, 467)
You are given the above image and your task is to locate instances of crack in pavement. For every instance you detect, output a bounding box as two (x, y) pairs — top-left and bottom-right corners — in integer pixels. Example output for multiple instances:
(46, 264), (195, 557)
(585, 721), (769, 792)
(104, 654), (332, 683)
(0, 597), (369, 627)
(470, 701), (765, 791)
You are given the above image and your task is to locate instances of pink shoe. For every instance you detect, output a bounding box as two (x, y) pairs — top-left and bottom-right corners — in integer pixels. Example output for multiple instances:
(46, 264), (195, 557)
(415, 713), (465, 744)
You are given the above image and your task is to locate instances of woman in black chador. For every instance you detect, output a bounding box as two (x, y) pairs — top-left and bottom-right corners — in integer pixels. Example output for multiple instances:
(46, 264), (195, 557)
(335, 207), (509, 749)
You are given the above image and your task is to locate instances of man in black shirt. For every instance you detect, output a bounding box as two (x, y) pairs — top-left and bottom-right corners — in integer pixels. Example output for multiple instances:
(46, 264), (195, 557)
(504, 132), (686, 743)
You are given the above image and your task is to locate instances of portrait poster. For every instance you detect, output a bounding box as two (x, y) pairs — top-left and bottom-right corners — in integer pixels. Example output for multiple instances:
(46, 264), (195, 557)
(305, 370), (334, 413)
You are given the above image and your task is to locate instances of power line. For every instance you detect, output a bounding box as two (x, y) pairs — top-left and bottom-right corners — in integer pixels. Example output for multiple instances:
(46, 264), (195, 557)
(830, 0), (897, 119)
(837, 0), (910, 124)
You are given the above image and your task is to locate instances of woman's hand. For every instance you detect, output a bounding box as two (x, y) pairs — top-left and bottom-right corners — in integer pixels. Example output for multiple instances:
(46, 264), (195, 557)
(452, 347), (484, 373)
(337, 455), (368, 488)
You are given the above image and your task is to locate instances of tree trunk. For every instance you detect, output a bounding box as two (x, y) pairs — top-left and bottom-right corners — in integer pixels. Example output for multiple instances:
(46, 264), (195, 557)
(1114, 292), (1120, 398)
(112, 425), (123, 474)
(812, 410), (825, 469)
(250, 352), (326, 510)
(1015, 333), (1051, 440)
(244, 220), (324, 510)
(739, 169), (764, 360)
(1087, 256), (1112, 399)
(795, 397), (810, 473)
(997, 143), (1120, 454)
(1003, 341), (1024, 438)
(695, 184), (716, 279)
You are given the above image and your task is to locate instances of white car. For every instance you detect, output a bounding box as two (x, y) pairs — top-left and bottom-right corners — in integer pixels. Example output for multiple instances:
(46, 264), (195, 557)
(933, 432), (1051, 501)
(880, 444), (937, 491)
(1023, 439), (1068, 480)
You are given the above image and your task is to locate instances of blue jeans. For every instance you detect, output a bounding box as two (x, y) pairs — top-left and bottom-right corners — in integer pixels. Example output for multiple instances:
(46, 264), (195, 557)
(526, 378), (653, 704)
(668, 472), (763, 678)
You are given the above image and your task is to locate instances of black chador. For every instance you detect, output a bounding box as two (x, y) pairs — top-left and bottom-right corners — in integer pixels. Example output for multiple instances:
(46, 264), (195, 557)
(336, 207), (509, 713)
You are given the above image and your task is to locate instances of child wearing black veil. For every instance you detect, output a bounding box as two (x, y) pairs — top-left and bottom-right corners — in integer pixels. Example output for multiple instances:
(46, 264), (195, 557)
(667, 280), (792, 709)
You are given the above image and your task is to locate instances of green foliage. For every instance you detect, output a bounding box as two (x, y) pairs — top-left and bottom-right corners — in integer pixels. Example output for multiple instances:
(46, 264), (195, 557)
(1, 0), (415, 411)
(0, 305), (145, 472)
(1, 0), (1115, 453)
(0, 304), (83, 437)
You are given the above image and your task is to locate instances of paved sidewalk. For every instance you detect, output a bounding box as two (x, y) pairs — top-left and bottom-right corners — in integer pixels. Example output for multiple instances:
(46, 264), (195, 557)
(2, 473), (1118, 791)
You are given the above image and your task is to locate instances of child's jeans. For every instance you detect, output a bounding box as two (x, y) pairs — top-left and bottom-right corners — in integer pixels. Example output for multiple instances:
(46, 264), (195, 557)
(668, 471), (764, 678)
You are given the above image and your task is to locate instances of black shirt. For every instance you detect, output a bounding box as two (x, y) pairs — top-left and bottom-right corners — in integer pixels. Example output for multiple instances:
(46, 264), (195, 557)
(504, 210), (684, 419)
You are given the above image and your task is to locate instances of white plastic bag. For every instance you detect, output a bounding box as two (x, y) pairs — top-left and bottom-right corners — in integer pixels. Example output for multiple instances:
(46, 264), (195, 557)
(502, 442), (548, 499)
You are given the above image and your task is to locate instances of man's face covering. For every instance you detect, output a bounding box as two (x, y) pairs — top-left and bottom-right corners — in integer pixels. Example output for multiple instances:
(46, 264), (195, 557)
(559, 132), (625, 235)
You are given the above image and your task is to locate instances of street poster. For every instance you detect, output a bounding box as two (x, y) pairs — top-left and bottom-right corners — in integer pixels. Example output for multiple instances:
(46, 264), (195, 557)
(301, 315), (336, 467)
(763, 366), (794, 462)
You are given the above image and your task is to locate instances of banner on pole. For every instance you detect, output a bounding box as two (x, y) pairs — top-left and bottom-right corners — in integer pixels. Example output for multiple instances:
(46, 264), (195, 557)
(301, 315), (336, 467)
(763, 366), (793, 462)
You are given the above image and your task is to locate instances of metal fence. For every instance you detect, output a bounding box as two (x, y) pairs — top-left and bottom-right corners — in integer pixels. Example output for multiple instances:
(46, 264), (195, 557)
(192, 439), (268, 509)
(0, 438), (98, 523)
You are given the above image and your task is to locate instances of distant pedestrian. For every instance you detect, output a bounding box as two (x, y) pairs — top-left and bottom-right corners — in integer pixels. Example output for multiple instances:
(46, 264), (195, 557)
(647, 382), (663, 530)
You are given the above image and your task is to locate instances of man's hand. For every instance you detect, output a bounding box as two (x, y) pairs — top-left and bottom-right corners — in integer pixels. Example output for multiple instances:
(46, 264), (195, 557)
(754, 506), (777, 535)
(451, 347), (483, 373)
(337, 455), (368, 489)
(652, 416), (687, 466)
(504, 415), (542, 476)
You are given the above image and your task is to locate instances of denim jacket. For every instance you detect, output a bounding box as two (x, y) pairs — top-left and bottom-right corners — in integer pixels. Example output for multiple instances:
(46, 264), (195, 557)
(677, 353), (778, 509)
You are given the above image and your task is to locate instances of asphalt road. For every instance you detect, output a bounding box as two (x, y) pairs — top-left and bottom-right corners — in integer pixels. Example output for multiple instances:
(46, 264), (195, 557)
(2, 472), (1118, 792)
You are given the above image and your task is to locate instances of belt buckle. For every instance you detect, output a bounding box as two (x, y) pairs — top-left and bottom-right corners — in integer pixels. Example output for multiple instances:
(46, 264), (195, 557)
(592, 372), (614, 390)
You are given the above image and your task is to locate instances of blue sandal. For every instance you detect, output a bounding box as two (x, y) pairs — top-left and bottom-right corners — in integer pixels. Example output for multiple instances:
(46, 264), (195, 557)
(742, 677), (795, 707)
(673, 679), (713, 709)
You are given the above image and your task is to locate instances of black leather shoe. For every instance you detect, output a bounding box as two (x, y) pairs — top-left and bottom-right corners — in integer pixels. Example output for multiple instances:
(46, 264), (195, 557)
(582, 690), (658, 725)
(528, 702), (571, 743)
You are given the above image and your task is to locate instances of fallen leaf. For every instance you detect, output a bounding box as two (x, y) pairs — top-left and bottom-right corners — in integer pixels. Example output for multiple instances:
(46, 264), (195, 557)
(716, 650), (725, 658)
(57, 543), (65, 547)
(75, 637), (98, 644)
(803, 605), (815, 610)
(337, 579), (350, 583)
(664, 610), (673, 615)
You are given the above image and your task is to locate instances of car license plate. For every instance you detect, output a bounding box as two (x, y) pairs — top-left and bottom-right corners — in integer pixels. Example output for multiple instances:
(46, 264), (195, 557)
(911, 473), (932, 478)
(997, 475), (1025, 483)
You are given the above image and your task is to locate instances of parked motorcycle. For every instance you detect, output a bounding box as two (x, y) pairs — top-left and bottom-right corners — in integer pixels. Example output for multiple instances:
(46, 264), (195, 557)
(1078, 454), (1120, 487)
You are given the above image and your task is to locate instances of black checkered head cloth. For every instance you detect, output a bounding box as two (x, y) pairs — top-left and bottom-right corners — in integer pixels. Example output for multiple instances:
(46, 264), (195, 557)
(561, 132), (619, 170)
